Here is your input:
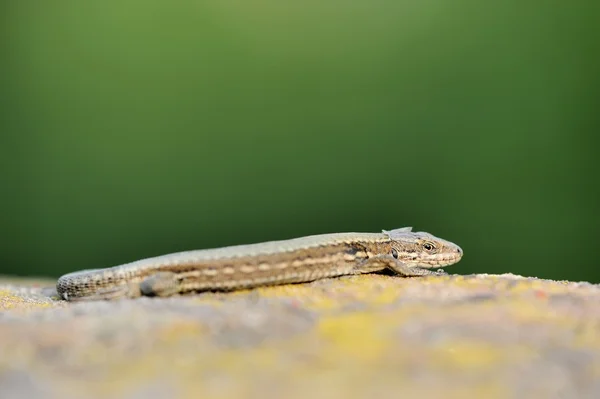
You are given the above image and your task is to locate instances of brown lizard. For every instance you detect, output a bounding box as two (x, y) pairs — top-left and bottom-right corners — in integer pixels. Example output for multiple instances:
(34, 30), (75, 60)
(56, 227), (463, 301)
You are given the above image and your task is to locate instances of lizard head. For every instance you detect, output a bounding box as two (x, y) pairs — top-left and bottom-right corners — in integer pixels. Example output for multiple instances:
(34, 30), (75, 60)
(383, 227), (463, 268)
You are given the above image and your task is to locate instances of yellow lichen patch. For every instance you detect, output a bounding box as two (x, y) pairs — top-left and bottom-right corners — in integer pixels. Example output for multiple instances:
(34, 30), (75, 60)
(430, 340), (531, 370)
(251, 274), (419, 310)
(436, 384), (510, 399)
(0, 289), (21, 309)
(369, 285), (403, 305)
(0, 289), (55, 311)
(212, 346), (280, 371)
(156, 320), (206, 342)
(189, 295), (229, 307)
(323, 275), (406, 305)
(255, 284), (342, 310)
(317, 312), (389, 363)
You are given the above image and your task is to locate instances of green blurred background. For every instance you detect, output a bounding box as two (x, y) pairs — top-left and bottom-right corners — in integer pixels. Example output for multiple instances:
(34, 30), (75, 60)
(1, 2), (598, 282)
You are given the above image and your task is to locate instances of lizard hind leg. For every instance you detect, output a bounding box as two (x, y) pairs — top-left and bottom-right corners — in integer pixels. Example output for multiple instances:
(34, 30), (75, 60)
(66, 282), (143, 301)
(139, 272), (181, 297)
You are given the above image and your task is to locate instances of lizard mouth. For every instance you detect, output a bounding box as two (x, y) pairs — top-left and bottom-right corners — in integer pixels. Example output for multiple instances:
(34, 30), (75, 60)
(415, 253), (463, 268)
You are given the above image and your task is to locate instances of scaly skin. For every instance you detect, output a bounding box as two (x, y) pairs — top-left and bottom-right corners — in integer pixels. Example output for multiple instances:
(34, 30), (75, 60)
(56, 227), (463, 301)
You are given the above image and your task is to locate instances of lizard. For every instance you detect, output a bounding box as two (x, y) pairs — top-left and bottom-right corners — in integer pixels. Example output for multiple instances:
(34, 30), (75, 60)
(56, 227), (463, 301)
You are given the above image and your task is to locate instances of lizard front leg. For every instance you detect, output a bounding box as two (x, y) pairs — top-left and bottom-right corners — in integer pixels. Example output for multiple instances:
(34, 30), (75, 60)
(352, 254), (447, 277)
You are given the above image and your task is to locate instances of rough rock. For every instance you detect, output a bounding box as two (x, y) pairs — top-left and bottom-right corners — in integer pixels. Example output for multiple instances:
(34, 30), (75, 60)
(1, 273), (599, 399)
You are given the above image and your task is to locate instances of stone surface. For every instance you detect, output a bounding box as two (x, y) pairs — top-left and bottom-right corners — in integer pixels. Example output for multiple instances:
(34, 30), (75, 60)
(1, 273), (600, 399)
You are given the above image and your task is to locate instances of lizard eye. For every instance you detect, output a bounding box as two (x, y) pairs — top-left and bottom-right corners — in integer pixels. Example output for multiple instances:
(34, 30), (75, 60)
(423, 243), (435, 251)
(391, 248), (399, 259)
